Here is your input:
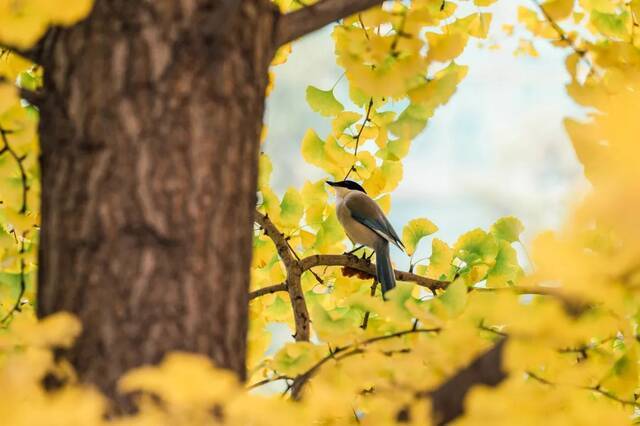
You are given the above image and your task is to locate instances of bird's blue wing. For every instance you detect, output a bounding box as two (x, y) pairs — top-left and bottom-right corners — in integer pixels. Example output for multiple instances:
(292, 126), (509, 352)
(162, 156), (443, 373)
(350, 210), (405, 251)
(379, 215), (404, 250)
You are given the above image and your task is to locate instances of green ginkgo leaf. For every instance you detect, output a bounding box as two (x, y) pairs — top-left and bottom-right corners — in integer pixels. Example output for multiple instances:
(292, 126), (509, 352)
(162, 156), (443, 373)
(17, 71), (38, 91)
(384, 282), (416, 324)
(388, 104), (430, 139)
(310, 299), (361, 344)
(313, 211), (343, 251)
(486, 240), (522, 288)
(280, 188), (304, 228)
(454, 228), (499, 267)
(306, 86), (344, 117)
(590, 10), (630, 40)
(263, 294), (291, 322)
(437, 278), (467, 317)
(376, 139), (411, 161)
(271, 342), (326, 376)
(402, 218), (439, 256)
(490, 216), (524, 243)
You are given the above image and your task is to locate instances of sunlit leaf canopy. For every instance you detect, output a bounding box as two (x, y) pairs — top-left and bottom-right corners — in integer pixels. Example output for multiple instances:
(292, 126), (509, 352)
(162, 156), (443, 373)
(1, 0), (640, 424)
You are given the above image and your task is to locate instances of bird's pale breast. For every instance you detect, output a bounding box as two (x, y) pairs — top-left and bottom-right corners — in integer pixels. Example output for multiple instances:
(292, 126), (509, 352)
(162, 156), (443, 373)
(336, 199), (380, 248)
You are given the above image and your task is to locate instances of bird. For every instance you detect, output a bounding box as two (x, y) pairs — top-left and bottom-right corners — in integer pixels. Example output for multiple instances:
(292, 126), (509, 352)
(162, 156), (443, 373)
(326, 180), (405, 295)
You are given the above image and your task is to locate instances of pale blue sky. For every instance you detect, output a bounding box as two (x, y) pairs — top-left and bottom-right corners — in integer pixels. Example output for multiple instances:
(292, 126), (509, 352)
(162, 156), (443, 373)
(263, 0), (589, 266)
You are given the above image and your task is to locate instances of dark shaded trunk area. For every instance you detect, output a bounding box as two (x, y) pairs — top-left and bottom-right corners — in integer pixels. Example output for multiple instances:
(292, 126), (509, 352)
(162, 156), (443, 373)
(36, 0), (275, 400)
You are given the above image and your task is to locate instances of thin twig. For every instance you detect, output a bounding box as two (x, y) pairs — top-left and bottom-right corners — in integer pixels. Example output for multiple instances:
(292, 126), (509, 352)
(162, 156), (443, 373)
(249, 282), (287, 300)
(0, 235), (27, 325)
(529, 0), (594, 70)
(478, 321), (507, 337)
(361, 280), (378, 329)
(389, 9), (407, 56)
(247, 375), (291, 390)
(344, 98), (374, 180)
(557, 335), (616, 361)
(285, 238), (324, 285)
(527, 371), (640, 408)
(290, 326), (440, 399)
(358, 14), (370, 40)
(0, 259), (25, 325)
(0, 128), (29, 213)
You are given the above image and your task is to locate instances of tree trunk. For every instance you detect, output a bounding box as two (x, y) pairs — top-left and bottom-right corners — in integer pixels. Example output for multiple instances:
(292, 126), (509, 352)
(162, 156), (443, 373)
(36, 0), (276, 400)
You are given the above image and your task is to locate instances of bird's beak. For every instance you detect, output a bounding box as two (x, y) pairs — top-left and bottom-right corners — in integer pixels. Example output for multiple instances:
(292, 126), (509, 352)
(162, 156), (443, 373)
(326, 181), (337, 187)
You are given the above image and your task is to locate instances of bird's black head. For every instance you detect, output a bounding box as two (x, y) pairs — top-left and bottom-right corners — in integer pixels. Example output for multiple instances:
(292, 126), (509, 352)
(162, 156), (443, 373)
(326, 180), (367, 193)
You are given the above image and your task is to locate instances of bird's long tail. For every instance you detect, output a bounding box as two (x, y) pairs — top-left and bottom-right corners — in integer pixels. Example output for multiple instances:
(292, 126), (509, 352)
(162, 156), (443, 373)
(375, 241), (396, 294)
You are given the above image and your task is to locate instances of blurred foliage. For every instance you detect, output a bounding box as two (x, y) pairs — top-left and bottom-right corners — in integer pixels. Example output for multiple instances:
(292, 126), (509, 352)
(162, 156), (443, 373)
(0, 0), (640, 424)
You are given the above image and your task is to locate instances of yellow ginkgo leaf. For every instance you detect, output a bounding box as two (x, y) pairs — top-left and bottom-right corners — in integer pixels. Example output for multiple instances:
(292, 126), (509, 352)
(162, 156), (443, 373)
(271, 43), (292, 66)
(541, 0), (574, 21)
(426, 32), (468, 63)
(474, 0), (498, 6)
(402, 218), (439, 256)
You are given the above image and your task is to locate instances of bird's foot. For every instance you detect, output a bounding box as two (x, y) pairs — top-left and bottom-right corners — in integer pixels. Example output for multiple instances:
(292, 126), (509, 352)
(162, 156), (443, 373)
(345, 245), (365, 257)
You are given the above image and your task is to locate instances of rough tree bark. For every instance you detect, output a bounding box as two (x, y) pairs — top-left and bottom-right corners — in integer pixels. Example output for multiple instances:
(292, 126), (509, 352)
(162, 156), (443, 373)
(32, 0), (387, 405)
(36, 0), (277, 398)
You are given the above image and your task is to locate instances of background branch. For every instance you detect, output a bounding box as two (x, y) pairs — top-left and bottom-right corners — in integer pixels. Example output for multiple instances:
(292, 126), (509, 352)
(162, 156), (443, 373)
(427, 338), (508, 425)
(275, 0), (385, 46)
(527, 370), (640, 408)
(474, 286), (589, 316)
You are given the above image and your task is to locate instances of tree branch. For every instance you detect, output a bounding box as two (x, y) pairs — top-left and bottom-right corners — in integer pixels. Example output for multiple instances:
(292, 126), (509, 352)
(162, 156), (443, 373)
(301, 254), (449, 291)
(255, 211), (311, 341)
(249, 282), (287, 300)
(275, 0), (385, 46)
(255, 211), (297, 268)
